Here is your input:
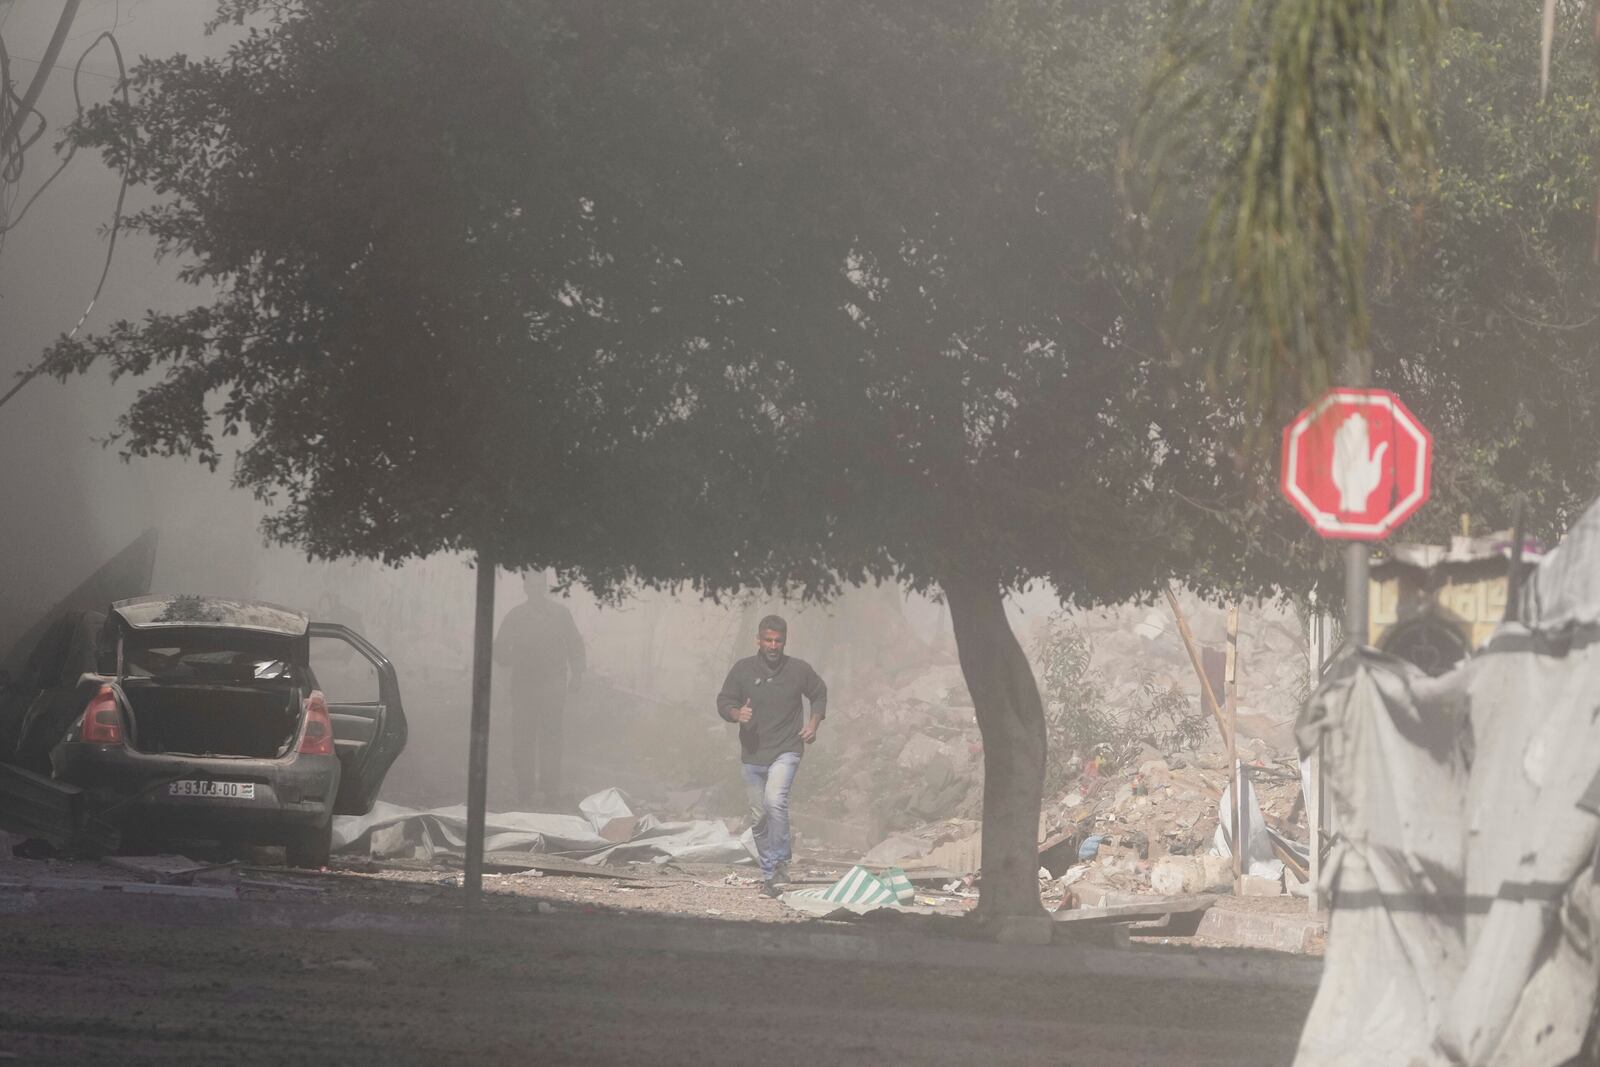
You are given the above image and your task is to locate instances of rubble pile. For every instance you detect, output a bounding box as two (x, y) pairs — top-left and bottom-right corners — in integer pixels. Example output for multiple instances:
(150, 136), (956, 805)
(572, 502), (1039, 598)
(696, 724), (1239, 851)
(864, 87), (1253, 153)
(1038, 750), (1309, 908)
(812, 596), (1303, 798)
(1059, 592), (1311, 754)
(810, 593), (1315, 904)
(799, 663), (986, 833)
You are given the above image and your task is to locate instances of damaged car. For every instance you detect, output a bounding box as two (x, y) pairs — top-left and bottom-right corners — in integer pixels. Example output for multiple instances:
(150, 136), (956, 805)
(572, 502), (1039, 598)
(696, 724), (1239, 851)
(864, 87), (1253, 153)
(0, 594), (406, 866)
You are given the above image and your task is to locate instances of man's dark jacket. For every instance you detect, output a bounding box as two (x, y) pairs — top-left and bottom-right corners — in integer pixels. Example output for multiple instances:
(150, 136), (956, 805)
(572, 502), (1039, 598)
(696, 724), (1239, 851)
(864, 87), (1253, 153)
(716, 654), (827, 766)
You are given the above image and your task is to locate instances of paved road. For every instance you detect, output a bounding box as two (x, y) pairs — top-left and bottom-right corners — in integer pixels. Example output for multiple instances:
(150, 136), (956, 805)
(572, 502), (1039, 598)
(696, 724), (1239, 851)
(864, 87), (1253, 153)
(0, 907), (1313, 1065)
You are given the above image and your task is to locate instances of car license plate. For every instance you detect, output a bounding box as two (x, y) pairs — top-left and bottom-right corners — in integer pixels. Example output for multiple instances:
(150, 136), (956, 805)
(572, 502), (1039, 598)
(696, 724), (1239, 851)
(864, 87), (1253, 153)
(168, 780), (255, 800)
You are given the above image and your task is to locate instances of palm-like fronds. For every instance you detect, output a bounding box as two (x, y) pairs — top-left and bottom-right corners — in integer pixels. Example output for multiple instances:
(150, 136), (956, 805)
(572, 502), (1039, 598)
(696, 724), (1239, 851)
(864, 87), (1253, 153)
(1140, 0), (1445, 421)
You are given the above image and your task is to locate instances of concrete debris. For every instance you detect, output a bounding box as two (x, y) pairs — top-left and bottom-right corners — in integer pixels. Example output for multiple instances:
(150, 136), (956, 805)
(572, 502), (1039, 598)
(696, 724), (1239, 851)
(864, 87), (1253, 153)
(840, 677), (1310, 920)
(799, 591), (1315, 918)
(1198, 906), (1326, 954)
(105, 854), (238, 886)
(1238, 874), (1284, 897)
(1050, 894), (1214, 931)
(1150, 856), (1207, 896)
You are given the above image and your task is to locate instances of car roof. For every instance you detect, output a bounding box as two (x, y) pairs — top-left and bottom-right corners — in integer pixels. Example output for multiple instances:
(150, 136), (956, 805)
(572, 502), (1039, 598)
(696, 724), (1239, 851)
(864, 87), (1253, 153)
(110, 595), (309, 637)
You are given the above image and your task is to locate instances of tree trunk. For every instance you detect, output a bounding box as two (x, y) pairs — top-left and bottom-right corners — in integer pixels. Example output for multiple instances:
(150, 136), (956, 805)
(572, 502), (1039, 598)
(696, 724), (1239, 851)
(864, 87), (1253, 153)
(944, 571), (1049, 922)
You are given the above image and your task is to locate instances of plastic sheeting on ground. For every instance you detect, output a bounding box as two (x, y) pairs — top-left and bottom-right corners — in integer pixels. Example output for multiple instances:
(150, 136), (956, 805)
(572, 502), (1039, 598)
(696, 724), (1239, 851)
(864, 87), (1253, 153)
(332, 787), (758, 867)
(1295, 498), (1600, 1067)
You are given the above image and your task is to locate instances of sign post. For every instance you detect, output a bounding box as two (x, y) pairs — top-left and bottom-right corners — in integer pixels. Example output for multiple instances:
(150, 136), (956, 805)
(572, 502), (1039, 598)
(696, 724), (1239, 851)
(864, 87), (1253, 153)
(1281, 388), (1433, 913)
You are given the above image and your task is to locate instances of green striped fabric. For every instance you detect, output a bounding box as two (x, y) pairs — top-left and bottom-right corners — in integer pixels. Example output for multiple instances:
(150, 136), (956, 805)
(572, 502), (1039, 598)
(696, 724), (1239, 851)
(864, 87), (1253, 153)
(785, 865), (918, 906)
(879, 867), (915, 904)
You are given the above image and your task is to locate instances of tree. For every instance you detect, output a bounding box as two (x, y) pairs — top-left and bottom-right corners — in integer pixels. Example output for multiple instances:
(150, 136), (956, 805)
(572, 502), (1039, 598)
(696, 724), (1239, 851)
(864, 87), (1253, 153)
(1144, 0), (1445, 412)
(493, 0), (1337, 918)
(1139, 0), (1600, 536)
(44, 0), (1326, 923)
(35, 0), (771, 900)
(1370, 0), (1600, 537)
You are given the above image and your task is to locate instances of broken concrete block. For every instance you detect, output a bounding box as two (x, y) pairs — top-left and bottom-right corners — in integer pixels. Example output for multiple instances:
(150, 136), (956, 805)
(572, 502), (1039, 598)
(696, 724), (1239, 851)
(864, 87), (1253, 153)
(1202, 853), (1233, 890)
(1138, 758), (1172, 788)
(1150, 856), (1206, 896)
(1197, 905), (1324, 952)
(1239, 873), (1284, 896)
(895, 732), (946, 770)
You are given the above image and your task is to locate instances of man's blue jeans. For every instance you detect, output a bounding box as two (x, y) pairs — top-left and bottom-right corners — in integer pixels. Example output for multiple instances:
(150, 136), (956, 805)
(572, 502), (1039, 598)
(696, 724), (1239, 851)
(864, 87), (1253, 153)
(742, 752), (800, 880)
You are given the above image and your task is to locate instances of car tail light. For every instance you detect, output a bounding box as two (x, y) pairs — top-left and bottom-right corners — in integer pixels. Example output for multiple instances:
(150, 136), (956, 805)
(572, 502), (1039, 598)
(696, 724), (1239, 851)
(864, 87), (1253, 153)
(299, 690), (334, 756)
(81, 685), (124, 745)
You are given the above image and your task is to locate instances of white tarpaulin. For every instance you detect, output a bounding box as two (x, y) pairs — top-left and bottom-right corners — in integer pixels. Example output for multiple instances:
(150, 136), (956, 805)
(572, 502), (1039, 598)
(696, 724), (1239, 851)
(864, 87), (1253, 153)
(1295, 500), (1600, 1066)
(1214, 769), (1286, 881)
(333, 788), (758, 867)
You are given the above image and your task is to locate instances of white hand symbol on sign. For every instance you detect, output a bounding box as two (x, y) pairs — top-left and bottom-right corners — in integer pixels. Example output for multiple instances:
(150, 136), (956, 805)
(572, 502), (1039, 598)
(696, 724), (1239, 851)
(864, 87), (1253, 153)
(1331, 412), (1389, 513)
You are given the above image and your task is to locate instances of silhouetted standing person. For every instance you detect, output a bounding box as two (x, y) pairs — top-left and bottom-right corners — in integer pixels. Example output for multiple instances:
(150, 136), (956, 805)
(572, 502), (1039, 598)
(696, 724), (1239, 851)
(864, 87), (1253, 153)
(495, 573), (585, 806)
(716, 614), (827, 897)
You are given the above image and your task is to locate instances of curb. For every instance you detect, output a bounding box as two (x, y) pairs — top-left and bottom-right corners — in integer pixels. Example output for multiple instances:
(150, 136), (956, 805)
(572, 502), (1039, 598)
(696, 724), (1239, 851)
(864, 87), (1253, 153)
(0, 882), (1323, 987)
(1197, 906), (1327, 954)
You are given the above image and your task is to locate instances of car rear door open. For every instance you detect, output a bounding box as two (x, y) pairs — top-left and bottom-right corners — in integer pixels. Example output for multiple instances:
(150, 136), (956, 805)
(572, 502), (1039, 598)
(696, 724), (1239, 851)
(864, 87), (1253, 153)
(308, 623), (407, 815)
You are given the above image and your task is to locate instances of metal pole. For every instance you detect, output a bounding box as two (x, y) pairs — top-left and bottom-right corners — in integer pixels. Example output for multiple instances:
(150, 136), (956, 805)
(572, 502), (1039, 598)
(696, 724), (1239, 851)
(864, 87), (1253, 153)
(1344, 542), (1369, 647)
(1226, 602), (1243, 892)
(1503, 495), (1527, 623)
(1321, 354), (1370, 915)
(463, 553), (496, 908)
(1343, 348), (1372, 651)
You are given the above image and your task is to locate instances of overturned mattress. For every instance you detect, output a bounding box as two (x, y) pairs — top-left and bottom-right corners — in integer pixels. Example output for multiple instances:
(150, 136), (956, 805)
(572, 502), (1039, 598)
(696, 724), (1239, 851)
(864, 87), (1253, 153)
(333, 787), (756, 867)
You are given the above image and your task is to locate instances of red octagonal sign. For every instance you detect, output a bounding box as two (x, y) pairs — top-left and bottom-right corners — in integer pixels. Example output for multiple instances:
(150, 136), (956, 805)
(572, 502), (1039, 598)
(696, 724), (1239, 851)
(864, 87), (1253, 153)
(1281, 388), (1433, 541)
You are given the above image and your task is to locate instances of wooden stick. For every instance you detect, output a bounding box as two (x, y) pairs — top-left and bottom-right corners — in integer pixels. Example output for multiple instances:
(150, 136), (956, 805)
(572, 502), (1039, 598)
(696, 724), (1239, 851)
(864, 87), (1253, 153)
(1270, 835), (1309, 883)
(1163, 586), (1229, 741)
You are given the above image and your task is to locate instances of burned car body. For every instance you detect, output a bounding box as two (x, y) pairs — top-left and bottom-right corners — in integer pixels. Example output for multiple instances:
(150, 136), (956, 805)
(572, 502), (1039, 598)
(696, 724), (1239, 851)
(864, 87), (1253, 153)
(0, 595), (406, 866)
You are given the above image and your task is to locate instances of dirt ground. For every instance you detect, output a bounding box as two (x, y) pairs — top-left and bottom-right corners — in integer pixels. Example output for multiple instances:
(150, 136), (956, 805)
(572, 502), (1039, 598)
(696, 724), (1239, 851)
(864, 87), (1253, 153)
(0, 845), (1324, 954)
(0, 901), (1316, 1066)
(0, 834), (1327, 960)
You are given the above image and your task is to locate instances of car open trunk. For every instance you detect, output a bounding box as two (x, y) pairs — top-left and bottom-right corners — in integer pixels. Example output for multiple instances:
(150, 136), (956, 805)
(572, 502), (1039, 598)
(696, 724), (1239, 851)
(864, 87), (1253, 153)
(122, 682), (303, 758)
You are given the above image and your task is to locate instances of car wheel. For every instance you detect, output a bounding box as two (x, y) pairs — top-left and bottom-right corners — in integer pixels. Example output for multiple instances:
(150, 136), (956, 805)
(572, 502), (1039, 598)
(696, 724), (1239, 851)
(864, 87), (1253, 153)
(285, 820), (332, 869)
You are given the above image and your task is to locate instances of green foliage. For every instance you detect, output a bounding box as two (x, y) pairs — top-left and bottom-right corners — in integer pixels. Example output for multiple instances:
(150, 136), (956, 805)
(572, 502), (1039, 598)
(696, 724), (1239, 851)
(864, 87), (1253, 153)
(1373, 0), (1600, 539)
(1143, 0), (1445, 416)
(1033, 612), (1210, 792)
(32, 0), (1600, 607)
(1134, 0), (1600, 539)
(37, 0), (1342, 610)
